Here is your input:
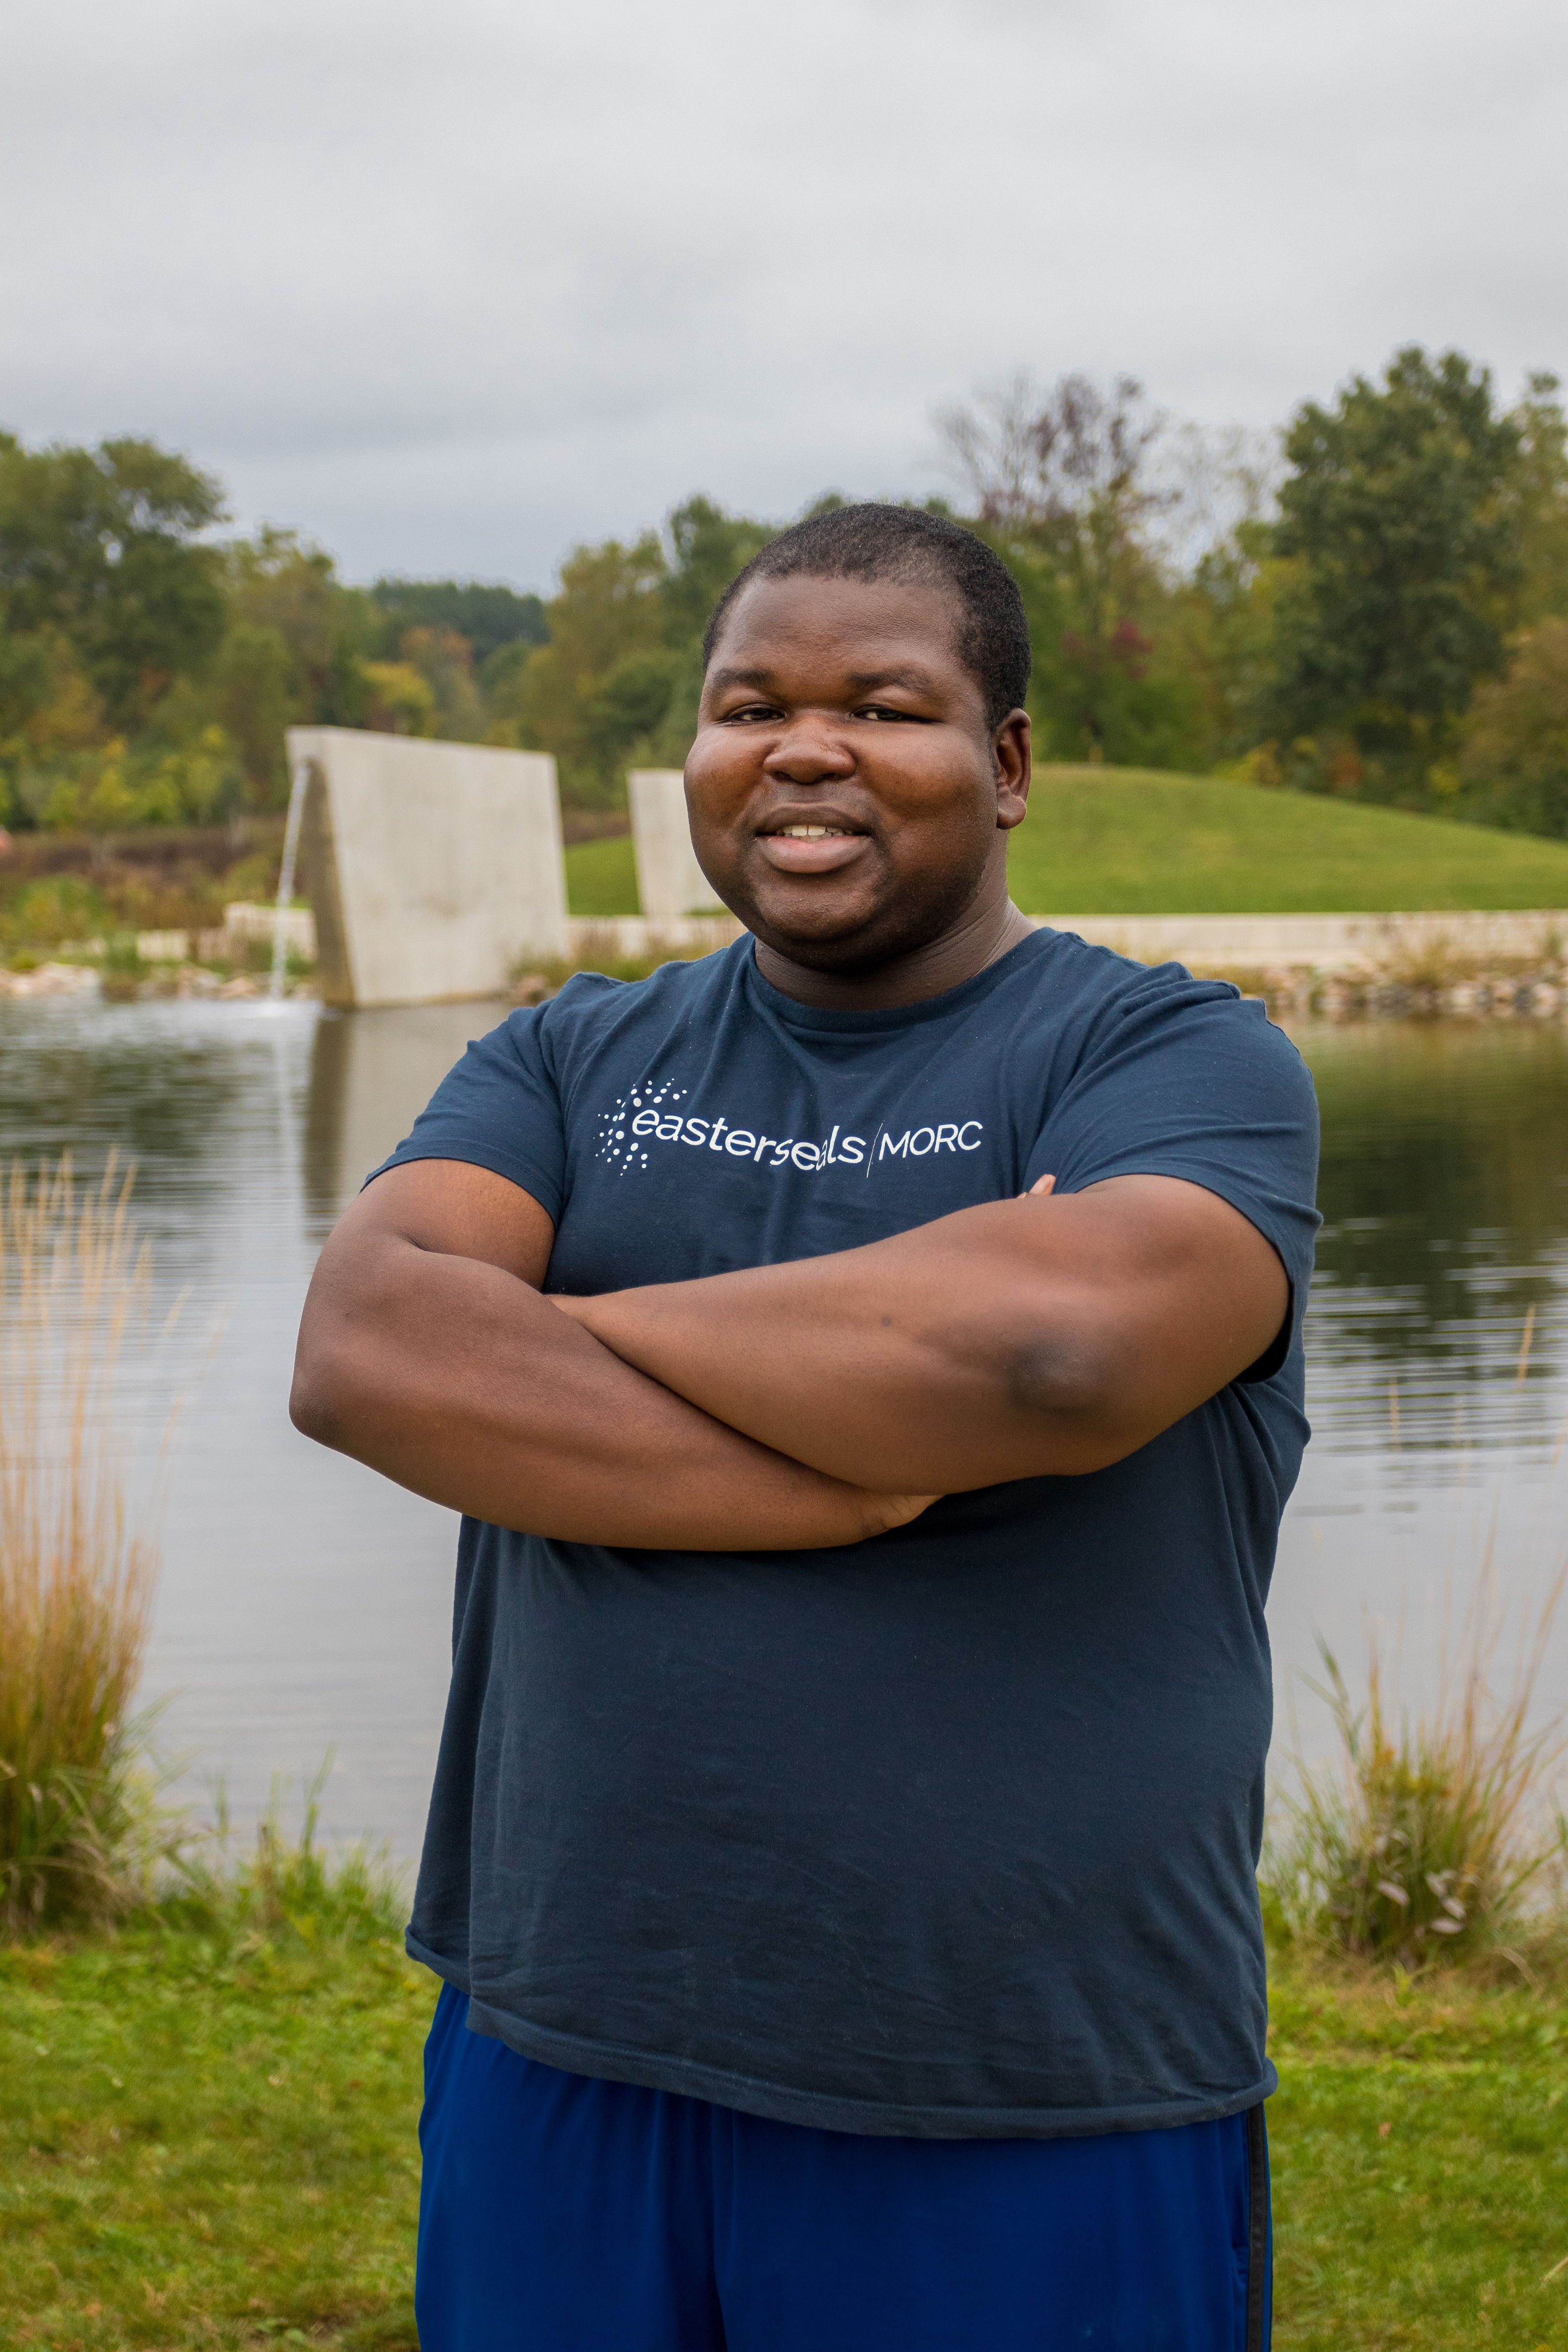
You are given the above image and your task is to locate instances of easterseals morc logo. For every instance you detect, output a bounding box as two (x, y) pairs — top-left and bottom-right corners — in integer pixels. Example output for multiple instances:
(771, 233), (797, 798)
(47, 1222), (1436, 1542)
(594, 1084), (982, 1177)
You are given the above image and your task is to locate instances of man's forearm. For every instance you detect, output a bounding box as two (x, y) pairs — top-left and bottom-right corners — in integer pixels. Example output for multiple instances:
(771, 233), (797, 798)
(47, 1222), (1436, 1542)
(291, 1227), (923, 1550)
(556, 1179), (1288, 1490)
(558, 1200), (1090, 1490)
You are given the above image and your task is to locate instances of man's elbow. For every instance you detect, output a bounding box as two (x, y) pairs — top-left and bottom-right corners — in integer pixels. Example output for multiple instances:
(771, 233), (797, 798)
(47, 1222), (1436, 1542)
(1003, 1328), (1141, 1476)
(1006, 1326), (1119, 1430)
(290, 1323), (358, 1451)
(290, 1359), (335, 1447)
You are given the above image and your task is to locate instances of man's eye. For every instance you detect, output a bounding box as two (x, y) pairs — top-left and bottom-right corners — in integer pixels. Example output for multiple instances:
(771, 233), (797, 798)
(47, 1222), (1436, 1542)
(857, 705), (915, 722)
(723, 704), (782, 723)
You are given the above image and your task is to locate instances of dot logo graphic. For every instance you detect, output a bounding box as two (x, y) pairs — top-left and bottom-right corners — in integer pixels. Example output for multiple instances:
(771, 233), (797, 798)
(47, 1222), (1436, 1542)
(594, 1081), (690, 1172)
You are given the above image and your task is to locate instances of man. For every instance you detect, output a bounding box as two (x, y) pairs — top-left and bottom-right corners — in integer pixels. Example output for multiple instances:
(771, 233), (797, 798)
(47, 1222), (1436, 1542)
(292, 505), (1318, 2351)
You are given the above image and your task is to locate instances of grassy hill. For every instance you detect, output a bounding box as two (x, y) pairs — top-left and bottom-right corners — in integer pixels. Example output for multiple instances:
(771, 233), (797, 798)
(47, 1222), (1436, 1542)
(564, 831), (645, 918)
(564, 764), (1568, 918)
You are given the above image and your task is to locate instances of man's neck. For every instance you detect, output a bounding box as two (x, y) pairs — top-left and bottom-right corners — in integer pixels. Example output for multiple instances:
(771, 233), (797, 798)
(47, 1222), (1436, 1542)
(752, 894), (1036, 1012)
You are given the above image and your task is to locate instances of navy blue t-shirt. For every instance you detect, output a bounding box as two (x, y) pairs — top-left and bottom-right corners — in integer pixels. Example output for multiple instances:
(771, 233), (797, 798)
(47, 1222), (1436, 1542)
(381, 927), (1320, 2139)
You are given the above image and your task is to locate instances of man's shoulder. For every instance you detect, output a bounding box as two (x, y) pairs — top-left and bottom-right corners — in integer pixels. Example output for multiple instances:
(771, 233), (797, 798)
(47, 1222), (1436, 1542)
(1016, 928), (1316, 1117)
(1013, 925), (1296, 1039)
(1023, 922), (1238, 1005)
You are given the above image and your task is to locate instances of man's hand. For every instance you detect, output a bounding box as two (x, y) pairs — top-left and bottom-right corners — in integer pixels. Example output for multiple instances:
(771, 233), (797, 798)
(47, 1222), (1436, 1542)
(290, 1159), (934, 1550)
(551, 1175), (1289, 1491)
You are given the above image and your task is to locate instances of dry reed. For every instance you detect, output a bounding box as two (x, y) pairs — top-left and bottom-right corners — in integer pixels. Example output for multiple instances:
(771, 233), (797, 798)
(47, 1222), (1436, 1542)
(0, 1154), (183, 1929)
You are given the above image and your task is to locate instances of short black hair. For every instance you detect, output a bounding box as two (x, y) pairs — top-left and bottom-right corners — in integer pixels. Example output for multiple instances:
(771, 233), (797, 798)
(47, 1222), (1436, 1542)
(701, 503), (1032, 730)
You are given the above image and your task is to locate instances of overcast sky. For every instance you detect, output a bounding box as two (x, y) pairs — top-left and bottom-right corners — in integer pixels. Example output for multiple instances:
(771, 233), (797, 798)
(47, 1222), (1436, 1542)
(2, 0), (1563, 590)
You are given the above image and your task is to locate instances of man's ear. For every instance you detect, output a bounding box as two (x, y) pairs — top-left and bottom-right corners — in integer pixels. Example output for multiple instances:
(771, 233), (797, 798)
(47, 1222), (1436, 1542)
(994, 708), (1031, 831)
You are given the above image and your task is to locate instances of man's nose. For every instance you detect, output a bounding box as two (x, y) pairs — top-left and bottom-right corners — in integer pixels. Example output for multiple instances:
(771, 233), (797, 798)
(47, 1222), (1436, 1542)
(762, 714), (856, 784)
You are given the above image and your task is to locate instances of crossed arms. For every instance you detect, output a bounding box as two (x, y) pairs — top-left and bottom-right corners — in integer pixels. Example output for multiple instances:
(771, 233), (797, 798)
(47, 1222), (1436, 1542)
(289, 1155), (1288, 1551)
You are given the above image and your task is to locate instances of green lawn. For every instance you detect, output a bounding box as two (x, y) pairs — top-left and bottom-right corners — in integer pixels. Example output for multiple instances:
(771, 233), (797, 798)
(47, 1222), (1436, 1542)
(1266, 1962), (1568, 2347)
(1008, 766), (1568, 914)
(0, 1919), (426, 2350)
(563, 832), (641, 919)
(564, 767), (1568, 919)
(5, 1918), (1568, 2348)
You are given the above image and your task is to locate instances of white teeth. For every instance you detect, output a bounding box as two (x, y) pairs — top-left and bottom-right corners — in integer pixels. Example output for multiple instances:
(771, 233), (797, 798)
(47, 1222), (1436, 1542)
(777, 825), (848, 839)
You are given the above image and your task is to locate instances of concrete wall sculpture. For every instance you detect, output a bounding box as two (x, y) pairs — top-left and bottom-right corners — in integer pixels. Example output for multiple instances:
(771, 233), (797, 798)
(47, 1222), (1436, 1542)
(285, 727), (567, 1008)
(628, 768), (726, 922)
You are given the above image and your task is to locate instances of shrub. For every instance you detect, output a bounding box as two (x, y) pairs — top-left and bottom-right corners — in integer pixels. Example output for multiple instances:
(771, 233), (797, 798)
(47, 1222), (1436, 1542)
(1266, 1567), (1568, 1973)
(9, 729), (243, 834)
(0, 873), (108, 951)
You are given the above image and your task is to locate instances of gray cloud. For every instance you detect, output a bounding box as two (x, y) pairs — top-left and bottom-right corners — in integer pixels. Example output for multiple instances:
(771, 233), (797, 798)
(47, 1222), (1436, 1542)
(2, 0), (1563, 585)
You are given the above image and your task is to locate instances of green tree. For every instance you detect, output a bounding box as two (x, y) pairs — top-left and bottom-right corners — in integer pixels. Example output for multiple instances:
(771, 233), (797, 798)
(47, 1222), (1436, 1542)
(1456, 618), (1568, 838)
(0, 433), (227, 730)
(1508, 373), (1568, 626)
(1160, 520), (1291, 774)
(580, 649), (685, 772)
(370, 579), (546, 666)
(0, 627), (101, 758)
(398, 625), (485, 740)
(498, 503), (777, 806)
(362, 660), (437, 736)
(214, 530), (375, 802)
(0, 623), (51, 751)
(223, 530), (375, 721)
(1267, 347), (1524, 797)
(942, 376), (1203, 766)
(605, 496), (781, 775)
(478, 636), (534, 729)
(656, 496), (775, 650)
(500, 533), (666, 800)
(210, 623), (294, 800)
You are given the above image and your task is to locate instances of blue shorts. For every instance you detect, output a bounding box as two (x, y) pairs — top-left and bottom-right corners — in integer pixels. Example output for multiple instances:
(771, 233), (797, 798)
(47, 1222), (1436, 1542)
(416, 1984), (1271, 2351)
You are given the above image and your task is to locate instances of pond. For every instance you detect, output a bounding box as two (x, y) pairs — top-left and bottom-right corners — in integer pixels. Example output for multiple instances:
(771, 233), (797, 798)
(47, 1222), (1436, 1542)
(2, 993), (1565, 1861)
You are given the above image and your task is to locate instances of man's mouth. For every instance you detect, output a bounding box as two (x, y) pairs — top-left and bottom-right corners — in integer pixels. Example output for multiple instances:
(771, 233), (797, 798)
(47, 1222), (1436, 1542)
(756, 821), (871, 874)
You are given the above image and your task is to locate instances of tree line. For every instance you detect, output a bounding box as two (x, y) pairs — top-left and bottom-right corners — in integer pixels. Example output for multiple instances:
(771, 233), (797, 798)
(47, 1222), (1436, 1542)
(0, 440), (546, 832)
(3, 343), (1567, 838)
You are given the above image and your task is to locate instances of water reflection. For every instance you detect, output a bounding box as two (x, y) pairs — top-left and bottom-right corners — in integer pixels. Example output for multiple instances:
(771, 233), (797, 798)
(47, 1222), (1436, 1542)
(1, 995), (1565, 1854)
(1305, 1020), (1568, 1455)
(0, 994), (507, 1859)
(301, 1004), (510, 1239)
(1276, 1019), (1568, 1769)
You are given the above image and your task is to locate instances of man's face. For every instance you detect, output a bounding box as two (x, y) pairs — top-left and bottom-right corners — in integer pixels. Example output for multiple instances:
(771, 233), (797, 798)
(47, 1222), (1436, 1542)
(686, 573), (1030, 974)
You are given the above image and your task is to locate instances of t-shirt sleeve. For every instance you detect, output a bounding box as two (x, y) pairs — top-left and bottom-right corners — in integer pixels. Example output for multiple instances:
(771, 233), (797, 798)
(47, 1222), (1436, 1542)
(367, 1004), (570, 1224)
(1029, 969), (1321, 1377)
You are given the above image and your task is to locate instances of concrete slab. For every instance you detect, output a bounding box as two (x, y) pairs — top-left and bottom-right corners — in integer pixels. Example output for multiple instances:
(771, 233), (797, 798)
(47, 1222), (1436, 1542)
(628, 768), (726, 920)
(1027, 909), (1568, 971)
(223, 903), (318, 958)
(286, 727), (567, 1007)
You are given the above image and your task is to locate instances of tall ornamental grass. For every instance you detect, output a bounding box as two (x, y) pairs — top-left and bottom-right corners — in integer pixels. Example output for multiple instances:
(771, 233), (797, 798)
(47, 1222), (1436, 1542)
(1266, 1552), (1568, 1975)
(0, 1155), (183, 1930)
